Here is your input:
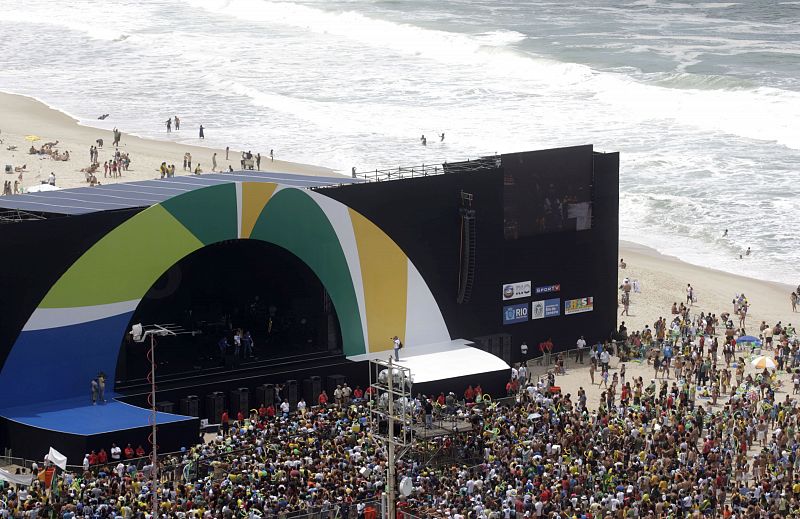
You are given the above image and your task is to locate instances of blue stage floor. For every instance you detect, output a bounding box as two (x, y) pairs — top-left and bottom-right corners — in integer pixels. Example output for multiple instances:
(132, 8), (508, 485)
(0, 397), (193, 435)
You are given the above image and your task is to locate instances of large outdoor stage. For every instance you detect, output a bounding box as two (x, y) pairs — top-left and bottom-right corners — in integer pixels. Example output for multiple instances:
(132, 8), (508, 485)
(0, 146), (619, 464)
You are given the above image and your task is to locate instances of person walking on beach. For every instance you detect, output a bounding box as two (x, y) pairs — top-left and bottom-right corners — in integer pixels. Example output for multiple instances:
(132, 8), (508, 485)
(225, 146), (229, 160)
(792, 291), (798, 312)
(256, 153), (261, 170)
(187, 152), (192, 171)
(212, 153), (217, 172)
(621, 292), (630, 316)
(270, 149), (274, 161)
(166, 118), (172, 133)
(199, 125), (205, 139)
(174, 115), (180, 130)
(686, 283), (694, 305)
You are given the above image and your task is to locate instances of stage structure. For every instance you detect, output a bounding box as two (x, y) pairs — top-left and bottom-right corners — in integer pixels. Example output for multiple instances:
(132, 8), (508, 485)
(0, 146), (619, 461)
(369, 357), (414, 519)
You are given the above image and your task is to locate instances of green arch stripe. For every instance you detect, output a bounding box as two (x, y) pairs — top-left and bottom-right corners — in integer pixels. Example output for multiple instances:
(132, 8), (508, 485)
(161, 183), (237, 245)
(250, 188), (365, 356)
(40, 205), (204, 308)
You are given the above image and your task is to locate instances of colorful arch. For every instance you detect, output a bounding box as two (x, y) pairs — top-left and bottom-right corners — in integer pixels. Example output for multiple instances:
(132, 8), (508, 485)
(1, 182), (450, 405)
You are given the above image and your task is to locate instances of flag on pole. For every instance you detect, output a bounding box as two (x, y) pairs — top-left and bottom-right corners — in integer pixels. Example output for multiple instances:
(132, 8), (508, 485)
(47, 447), (68, 470)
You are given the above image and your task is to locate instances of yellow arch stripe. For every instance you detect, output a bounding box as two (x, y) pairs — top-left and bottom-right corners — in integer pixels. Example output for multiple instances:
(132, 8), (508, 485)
(349, 209), (408, 352)
(240, 182), (278, 238)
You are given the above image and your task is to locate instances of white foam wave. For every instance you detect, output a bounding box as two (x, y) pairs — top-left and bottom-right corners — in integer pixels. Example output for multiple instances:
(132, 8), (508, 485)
(182, 0), (592, 86)
(0, 3), (147, 41)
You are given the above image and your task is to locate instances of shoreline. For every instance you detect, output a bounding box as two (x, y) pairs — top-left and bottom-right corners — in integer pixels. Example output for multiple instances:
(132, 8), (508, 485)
(0, 90), (339, 192)
(620, 239), (794, 293)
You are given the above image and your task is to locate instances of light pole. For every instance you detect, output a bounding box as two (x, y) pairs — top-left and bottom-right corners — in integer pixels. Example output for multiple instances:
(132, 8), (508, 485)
(369, 357), (414, 519)
(130, 323), (186, 519)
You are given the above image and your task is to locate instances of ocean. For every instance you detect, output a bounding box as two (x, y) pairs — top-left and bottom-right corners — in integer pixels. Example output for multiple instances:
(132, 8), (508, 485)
(0, 0), (798, 284)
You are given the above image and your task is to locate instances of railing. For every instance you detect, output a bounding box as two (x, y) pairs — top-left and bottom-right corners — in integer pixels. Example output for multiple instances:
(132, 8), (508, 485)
(268, 500), (382, 519)
(333, 154), (501, 184)
(354, 163), (446, 183)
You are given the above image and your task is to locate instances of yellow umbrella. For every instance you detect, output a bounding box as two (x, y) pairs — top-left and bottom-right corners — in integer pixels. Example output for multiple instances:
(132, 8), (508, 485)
(751, 356), (776, 370)
(25, 135), (40, 141)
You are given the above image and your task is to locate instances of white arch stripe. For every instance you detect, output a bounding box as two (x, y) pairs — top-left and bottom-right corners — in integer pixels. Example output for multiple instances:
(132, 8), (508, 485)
(23, 300), (141, 331)
(405, 261), (451, 346)
(302, 190), (369, 351)
(235, 182), (243, 239)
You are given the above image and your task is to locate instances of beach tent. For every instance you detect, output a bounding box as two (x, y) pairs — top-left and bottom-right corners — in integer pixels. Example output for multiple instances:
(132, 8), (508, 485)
(751, 356), (776, 370)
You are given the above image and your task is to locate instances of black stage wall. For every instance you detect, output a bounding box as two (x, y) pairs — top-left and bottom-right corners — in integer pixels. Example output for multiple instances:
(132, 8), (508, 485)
(321, 145), (619, 362)
(0, 209), (141, 370)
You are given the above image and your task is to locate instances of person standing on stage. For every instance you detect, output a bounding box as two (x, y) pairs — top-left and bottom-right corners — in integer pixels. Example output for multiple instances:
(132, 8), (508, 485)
(98, 371), (106, 404)
(90, 377), (99, 405)
(520, 341), (528, 362)
(242, 331), (253, 358)
(392, 335), (403, 361)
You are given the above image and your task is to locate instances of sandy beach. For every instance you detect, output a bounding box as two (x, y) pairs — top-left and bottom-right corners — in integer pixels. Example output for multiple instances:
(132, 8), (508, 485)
(617, 240), (795, 333)
(0, 91), (337, 192)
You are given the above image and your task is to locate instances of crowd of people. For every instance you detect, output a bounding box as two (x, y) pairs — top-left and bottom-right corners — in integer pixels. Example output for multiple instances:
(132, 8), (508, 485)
(3, 299), (800, 518)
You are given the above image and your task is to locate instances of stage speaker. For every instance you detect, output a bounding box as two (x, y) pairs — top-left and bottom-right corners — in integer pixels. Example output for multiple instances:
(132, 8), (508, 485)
(179, 395), (200, 417)
(326, 374), (346, 395)
(206, 391), (225, 423)
(471, 336), (489, 351)
(286, 380), (298, 409)
(156, 401), (174, 413)
(303, 376), (322, 405)
(501, 342), (512, 364)
(256, 384), (274, 407)
(230, 387), (249, 416)
(490, 341), (502, 359)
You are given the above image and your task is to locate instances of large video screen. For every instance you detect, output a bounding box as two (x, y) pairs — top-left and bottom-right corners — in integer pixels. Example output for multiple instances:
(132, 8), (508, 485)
(503, 147), (593, 240)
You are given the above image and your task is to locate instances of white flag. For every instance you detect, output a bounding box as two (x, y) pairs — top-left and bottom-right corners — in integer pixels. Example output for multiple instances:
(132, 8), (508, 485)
(47, 447), (67, 470)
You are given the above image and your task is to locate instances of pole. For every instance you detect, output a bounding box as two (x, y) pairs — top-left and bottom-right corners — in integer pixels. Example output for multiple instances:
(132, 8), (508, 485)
(386, 356), (396, 519)
(150, 332), (159, 518)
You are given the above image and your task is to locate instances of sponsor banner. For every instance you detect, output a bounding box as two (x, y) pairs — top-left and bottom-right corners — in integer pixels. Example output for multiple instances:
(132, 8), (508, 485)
(532, 298), (561, 319)
(503, 303), (529, 325)
(501, 280), (532, 301)
(534, 284), (561, 294)
(564, 297), (594, 315)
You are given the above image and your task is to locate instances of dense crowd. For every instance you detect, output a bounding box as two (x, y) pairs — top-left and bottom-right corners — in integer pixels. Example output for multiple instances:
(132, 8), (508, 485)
(2, 303), (800, 518)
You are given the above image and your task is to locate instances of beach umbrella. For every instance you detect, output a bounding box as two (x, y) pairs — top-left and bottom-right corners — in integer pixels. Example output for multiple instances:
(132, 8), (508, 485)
(738, 335), (761, 344)
(751, 356), (776, 370)
(24, 135), (40, 141)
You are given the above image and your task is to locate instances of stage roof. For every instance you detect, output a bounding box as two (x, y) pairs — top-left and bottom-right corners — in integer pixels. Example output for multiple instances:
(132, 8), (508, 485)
(0, 171), (357, 216)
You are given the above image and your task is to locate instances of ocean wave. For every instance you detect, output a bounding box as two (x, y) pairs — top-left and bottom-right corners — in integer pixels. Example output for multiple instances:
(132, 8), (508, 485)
(0, 3), (148, 41)
(647, 71), (756, 90)
(181, 0), (593, 85)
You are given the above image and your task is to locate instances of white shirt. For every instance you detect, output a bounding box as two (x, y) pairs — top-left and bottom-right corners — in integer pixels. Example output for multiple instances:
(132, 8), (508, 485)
(297, 400), (307, 411)
(280, 401), (290, 413)
(111, 446), (121, 460)
(577, 338), (586, 349)
(521, 343), (528, 354)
